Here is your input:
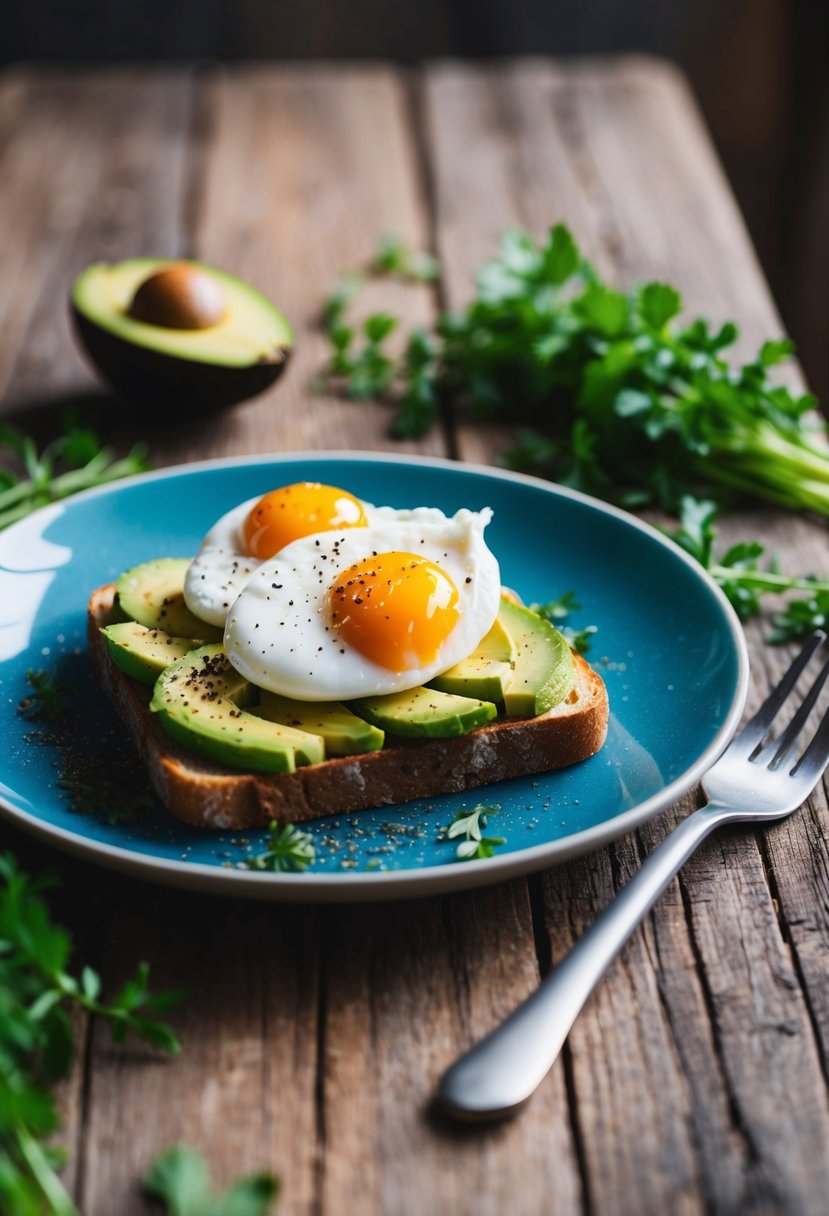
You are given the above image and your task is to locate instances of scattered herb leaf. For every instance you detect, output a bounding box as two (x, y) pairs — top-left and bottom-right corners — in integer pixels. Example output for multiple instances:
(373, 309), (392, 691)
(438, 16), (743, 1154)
(372, 233), (440, 282)
(439, 805), (505, 861)
(0, 416), (151, 531)
(0, 853), (183, 1215)
(17, 668), (73, 723)
(241, 822), (316, 873)
(529, 593), (598, 655)
(142, 1145), (279, 1216)
(665, 496), (829, 636)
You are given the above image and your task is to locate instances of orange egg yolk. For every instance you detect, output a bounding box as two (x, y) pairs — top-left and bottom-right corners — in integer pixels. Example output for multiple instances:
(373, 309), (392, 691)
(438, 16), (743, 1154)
(328, 551), (460, 672)
(241, 483), (368, 559)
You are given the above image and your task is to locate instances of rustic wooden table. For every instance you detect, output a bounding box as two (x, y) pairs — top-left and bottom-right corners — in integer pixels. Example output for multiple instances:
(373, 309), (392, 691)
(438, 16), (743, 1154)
(1, 59), (827, 1216)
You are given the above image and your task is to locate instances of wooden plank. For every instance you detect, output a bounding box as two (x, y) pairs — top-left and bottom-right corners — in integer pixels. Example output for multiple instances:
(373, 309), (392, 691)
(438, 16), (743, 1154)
(318, 884), (582, 1216)
(0, 66), (197, 1205)
(0, 68), (195, 416)
(78, 886), (321, 1215)
(167, 64), (446, 466)
(422, 57), (829, 1214)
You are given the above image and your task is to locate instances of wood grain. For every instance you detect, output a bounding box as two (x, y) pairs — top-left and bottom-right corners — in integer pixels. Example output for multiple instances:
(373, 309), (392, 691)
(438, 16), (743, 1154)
(422, 56), (829, 1215)
(0, 69), (194, 415)
(0, 59), (827, 1216)
(173, 64), (445, 466)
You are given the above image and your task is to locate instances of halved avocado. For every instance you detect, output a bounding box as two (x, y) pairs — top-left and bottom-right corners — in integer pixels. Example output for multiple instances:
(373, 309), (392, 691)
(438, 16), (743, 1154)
(71, 258), (293, 412)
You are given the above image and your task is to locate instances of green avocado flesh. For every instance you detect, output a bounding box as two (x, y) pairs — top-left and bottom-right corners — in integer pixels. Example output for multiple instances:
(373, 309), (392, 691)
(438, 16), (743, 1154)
(254, 692), (385, 757)
(350, 686), (498, 739)
(102, 621), (202, 685)
(72, 259), (293, 368)
(150, 645), (324, 773)
(429, 615), (514, 702)
(116, 559), (222, 641)
(498, 599), (575, 718)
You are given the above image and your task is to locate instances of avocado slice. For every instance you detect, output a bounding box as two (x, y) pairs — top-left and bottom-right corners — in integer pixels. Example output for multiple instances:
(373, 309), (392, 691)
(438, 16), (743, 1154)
(71, 258), (293, 412)
(116, 559), (222, 641)
(151, 645), (325, 773)
(499, 600), (575, 718)
(351, 686), (497, 739)
(254, 692), (385, 757)
(429, 615), (514, 702)
(102, 621), (203, 685)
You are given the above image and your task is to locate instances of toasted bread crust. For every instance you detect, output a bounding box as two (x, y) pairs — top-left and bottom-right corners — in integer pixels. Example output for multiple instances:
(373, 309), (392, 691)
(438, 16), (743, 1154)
(88, 584), (609, 830)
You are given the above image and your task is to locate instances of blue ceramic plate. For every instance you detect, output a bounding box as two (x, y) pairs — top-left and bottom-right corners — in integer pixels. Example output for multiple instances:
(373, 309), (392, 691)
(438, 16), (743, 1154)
(0, 453), (748, 901)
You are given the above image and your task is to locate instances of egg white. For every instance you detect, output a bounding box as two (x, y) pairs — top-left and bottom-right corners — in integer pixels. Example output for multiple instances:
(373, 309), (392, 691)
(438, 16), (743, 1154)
(223, 509), (500, 700)
(183, 494), (452, 628)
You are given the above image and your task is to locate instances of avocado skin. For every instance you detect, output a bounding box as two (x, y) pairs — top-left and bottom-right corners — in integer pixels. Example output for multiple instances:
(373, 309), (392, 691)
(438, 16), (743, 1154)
(72, 306), (290, 414)
(351, 686), (497, 738)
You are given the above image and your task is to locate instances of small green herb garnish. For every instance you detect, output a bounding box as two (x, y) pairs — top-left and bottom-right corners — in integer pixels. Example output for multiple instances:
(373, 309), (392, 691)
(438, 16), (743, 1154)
(0, 416), (151, 531)
(0, 853), (184, 1215)
(143, 1145), (279, 1216)
(320, 225), (829, 518)
(241, 822), (316, 872)
(666, 496), (829, 637)
(440, 805), (505, 861)
(529, 592), (598, 655)
(372, 232), (440, 282)
(17, 667), (73, 722)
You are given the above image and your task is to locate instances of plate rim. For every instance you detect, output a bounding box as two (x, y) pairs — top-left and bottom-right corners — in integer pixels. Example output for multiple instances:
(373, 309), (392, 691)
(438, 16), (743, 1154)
(0, 449), (750, 901)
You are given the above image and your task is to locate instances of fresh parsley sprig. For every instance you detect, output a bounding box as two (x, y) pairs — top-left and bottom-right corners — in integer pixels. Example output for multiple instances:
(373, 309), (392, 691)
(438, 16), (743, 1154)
(241, 822), (316, 872)
(666, 496), (829, 637)
(0, 417), (151, 531)
(321, 225), (829, 518)
(440, 805), (505, 861)
(0, 853), (184, 1215)
(143, 1145), (279, 1216)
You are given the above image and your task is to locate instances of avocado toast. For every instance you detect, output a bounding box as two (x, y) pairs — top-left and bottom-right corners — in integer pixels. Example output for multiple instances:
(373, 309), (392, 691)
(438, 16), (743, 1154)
(88, 580), (609, 832)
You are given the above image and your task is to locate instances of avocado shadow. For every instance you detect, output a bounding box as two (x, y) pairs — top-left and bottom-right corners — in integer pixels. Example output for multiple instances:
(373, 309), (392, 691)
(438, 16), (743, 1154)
(2, 387), (229, 454)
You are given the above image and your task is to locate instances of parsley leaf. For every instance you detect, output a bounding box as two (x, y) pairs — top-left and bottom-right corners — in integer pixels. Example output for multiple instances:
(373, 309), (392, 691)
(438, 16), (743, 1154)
(241, 822), (316, 872)
(529, 593), (598, 655)
(440, 805), (505, 861)
(17, 668), (73, 722)
(0, 853), (183, 1214)
(143, 1145), (279, 1216)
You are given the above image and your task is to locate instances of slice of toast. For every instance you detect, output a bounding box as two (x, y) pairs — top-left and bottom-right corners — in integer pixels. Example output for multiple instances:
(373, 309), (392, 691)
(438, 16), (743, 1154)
(88, 583), (609, 831)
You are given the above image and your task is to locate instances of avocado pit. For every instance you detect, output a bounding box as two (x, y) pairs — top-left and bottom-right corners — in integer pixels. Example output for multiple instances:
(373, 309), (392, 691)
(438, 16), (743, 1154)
(127, 263), (228, 330)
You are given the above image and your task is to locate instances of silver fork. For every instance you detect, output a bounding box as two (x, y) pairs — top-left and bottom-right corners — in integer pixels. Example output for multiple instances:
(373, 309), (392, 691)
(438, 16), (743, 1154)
(439, 630), (829, 1121)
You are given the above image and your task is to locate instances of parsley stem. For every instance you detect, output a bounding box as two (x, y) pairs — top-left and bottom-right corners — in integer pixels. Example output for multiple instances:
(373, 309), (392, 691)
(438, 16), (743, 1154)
(0, 447), (149, 530)
(14, 1126), (78, 1216)
(693, 454), (829, 515)
(710, 567), (829, 595)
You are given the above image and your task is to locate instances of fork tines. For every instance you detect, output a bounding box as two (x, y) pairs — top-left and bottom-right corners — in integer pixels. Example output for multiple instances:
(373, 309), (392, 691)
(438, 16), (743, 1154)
(741, 631), (829, 774)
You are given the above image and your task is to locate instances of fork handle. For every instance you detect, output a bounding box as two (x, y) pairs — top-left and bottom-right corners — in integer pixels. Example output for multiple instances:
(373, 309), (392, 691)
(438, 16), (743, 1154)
(439, 802), (729, 1119)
